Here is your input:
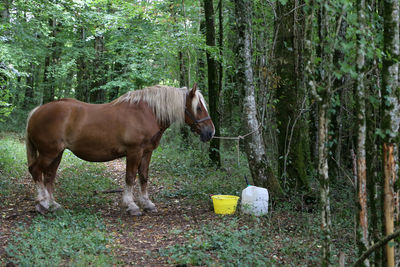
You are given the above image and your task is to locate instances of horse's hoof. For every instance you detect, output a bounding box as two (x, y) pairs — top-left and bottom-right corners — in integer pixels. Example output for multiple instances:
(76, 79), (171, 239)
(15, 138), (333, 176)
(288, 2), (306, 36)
(50, 202), (62, 211)
(35, 203), (48, 215)
(127, 208), (142, 216)
(144, 207), (158, 214)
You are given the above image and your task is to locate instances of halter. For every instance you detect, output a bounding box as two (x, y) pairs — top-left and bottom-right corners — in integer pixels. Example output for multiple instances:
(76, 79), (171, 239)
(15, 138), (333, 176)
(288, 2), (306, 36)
(185, 108), (212, 132)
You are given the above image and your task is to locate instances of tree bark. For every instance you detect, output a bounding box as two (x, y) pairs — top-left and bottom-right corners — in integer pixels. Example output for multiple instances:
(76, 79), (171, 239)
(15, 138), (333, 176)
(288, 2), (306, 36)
(318, 98), (332, 267)
(355, 0), (369, 265)
(382, 0), (400, 266)
(218, 0), (223, 105)
(76, 26), (89, 102)
(306, 0), (333, 264)
(90, 33), (107, 103)
(43, 18), (58, 104)
(383, 144), (396, 267)
(275, 0), (310, 191)
(23, 63), (35, 109)
(203, 0), (221, 166)
(233, 0), (282, 196)
(179, 51), (190, 146)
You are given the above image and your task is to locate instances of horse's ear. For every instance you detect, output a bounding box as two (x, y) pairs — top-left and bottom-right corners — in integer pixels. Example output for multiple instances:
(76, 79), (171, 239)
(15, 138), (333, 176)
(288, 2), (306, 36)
(189, 83), (197, 97)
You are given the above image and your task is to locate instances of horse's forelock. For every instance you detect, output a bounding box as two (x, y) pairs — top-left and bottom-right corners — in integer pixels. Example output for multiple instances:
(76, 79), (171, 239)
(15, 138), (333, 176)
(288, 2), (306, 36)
(191, 91), (208, 115)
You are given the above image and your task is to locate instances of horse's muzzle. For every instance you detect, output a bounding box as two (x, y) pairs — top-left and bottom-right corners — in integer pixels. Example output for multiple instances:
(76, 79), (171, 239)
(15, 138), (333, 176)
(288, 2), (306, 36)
(200, 127), (214, 142)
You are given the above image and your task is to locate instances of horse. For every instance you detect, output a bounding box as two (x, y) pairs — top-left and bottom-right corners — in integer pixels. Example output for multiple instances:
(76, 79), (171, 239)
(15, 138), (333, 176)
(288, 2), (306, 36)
(26, 84), (215, 216)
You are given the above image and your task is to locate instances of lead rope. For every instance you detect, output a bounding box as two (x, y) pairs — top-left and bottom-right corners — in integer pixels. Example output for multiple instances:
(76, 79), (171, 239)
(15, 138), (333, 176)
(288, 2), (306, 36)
(212, 123), (263, 166)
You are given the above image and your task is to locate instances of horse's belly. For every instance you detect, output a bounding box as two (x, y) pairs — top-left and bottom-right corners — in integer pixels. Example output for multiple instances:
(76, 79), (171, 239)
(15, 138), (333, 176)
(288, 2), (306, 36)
(67, 143), (125, 162)
(72, 151), (122, 162)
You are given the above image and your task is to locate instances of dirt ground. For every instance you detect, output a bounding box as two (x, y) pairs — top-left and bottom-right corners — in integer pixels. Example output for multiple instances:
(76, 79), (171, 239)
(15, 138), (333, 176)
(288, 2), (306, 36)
(0, 159), (216, 266)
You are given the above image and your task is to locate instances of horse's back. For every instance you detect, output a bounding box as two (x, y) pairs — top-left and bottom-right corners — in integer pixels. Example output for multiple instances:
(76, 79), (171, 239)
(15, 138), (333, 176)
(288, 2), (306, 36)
(26, 97), (162, 161)
(27, 99), (91, 151)
(28, 98), (85, 128)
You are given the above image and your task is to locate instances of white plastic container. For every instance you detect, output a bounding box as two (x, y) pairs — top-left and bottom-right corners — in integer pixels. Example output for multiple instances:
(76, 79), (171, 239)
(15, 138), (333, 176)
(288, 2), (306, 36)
(241, 186), (269, 216)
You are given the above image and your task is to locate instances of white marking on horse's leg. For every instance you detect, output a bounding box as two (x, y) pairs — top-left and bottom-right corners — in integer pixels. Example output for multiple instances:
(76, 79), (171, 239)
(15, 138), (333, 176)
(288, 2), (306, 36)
(36, 182), (50, 212)
(49, 193), (62, 211)
(138, 185), (156, 212)
(122, 185), (141, 215)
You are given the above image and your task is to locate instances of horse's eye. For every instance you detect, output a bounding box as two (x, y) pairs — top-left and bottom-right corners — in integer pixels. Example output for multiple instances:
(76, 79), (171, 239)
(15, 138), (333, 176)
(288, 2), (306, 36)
(197, 106), (202, 112)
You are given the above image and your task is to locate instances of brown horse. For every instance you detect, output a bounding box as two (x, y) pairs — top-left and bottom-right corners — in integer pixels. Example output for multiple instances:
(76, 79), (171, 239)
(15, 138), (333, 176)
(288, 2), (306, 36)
(26, 84), (215, 215)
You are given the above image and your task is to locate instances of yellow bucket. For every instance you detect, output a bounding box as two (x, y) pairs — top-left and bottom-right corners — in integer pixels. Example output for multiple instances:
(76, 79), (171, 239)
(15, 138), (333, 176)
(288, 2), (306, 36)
(211, 195), (240, 215)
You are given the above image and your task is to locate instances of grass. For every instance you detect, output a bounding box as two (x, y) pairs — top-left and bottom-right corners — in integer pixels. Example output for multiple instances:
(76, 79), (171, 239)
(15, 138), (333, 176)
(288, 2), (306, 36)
(151, 128), (251, 204)
(0, 131), (356, 266)
(0, 135), (27, 201)
(56, 151), (117, 208)
(159, 218), (276, 266)
(5, 211), (114, 266)
(0, 136), (118, 265)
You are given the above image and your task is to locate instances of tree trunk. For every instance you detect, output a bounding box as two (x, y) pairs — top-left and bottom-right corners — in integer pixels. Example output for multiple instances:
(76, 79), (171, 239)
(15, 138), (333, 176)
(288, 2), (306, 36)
(330, 15), (346, 178)
(382, 0), (400, 265)
(366, 100), (381, 266)
(197, 19), (207, 91)
(383, 144), (396, 267)
(275, 0), (310, 191)
(76, 27), (89, 102)
(203, 0), (221, 166)
(318, 98), (332, 267)
(179, 51), (190, 146)
(233, 0), (282, 197)
(355, 0), (369, 265)
(218, 0), (223, 106)
(23, 63), (35, 109)
(1, 0), (10, 21)
(90, 34), (107, 103)
(43, 18), (58, 104)
(306, 1), (333, 264)
(42, 54), (53, 104)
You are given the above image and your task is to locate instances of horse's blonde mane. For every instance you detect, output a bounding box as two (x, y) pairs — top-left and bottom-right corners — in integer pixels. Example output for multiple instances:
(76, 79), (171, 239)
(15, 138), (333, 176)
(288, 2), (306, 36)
(113, 85), (197, 126)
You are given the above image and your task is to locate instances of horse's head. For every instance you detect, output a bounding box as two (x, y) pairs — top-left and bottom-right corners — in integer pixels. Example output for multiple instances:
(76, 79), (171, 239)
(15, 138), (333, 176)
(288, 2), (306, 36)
(185, 84), (215, 142)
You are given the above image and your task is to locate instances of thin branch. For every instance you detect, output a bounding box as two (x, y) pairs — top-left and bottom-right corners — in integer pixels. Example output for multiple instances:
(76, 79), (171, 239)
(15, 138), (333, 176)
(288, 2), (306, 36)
(330, 155), (355, 189)
(353, 228), (400, 266)
(282, 95), (308, 181)
(282, 4), (306, 19)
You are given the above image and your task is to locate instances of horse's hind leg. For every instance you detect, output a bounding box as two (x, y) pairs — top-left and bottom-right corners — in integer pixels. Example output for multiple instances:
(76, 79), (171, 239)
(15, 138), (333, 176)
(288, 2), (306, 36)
(138, 151), (157, 213)
(29, 152), (62, 214)
(122, 150), (143, 216)
(43, 152), (63, 211)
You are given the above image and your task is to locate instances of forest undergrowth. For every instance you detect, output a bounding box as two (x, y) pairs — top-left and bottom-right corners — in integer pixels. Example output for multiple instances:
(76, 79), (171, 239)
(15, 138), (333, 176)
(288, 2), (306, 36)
(0, 131), (355, 266)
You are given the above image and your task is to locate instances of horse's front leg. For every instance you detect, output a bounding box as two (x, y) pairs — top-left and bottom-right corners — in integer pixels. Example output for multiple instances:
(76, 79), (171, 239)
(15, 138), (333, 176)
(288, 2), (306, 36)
(122, 151), (142, 216)
(138, 151), (157, 213)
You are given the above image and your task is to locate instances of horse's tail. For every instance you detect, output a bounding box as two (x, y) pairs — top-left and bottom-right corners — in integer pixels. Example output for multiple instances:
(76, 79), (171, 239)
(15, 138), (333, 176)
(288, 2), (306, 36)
(26, 106), (40, 167)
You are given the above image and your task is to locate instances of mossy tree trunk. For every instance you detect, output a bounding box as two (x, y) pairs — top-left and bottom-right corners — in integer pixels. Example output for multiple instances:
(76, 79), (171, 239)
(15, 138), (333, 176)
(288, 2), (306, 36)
(90, 33), (107, 103)
(233, 0), (282, 197)
(275, 0), (310, 191)
(203, 0), (221, 167)
(179, 50), (191, 146)
(306, 0), (333, 264)
(43, 18), (59, 104)
(382, 0), (400, 266)
(355, 0), (369, 265)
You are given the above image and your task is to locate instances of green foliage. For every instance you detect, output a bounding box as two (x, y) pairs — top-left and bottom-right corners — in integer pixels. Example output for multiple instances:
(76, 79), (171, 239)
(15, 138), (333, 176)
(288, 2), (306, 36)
(0, 135), (27, 198)
(1, 0), (209, 110)
(0, 136), (115, 266)
(6, 211), (114, 266)
(152, 128), (251, 203)
(0, 132), (356, 266)
(0, 135), (26, 178)
(44, 149), (118, 208)
(0, 109), (30, 133)
(159, 218), (275, 266)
